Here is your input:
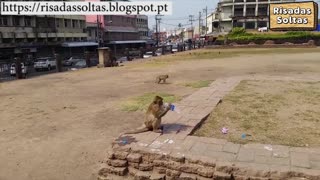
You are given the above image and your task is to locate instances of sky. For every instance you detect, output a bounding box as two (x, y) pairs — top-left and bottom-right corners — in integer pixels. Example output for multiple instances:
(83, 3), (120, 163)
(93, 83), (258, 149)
(131, 0), (219, 31)
(87, 0), (320, 31)
(86, 0), (219, 30)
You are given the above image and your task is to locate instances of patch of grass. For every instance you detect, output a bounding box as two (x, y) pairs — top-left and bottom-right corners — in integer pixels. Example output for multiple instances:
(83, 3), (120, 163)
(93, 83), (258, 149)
(194, 80), (320, 147)
(120, 92), (181, 112)
(184, 80), (213, 88)
(222, 28), (320, 41)
(127, 48), (320, 69)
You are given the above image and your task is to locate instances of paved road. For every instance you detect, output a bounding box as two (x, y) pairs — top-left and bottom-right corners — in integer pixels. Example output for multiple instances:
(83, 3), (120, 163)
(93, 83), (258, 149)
(0, 65), (69, 82)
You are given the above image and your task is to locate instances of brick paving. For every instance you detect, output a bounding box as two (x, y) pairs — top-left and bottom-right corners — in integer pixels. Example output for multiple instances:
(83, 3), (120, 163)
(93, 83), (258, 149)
(99, 75), (320, 180)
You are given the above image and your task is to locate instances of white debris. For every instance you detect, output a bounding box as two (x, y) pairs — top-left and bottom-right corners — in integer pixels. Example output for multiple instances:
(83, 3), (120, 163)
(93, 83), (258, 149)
(151, 149), (160, 152)
(264, 145), (273, 151)
(149, 141), (163, 149)
(138, 143), (148, 147)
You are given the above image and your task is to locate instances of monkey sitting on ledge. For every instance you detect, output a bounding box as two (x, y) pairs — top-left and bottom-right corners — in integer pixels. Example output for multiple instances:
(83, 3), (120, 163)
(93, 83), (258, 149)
(122, 96), (171, 134)
(156, 74), (169, 84)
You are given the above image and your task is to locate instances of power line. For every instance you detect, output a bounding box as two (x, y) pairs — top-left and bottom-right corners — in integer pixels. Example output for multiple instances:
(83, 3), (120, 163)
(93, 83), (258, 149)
(161, 22), (191, 27)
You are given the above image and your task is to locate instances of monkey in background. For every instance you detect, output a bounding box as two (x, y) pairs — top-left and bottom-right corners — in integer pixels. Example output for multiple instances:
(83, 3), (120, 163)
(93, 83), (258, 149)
(122, 96), (171, 134)
(156, 74), (169, 84)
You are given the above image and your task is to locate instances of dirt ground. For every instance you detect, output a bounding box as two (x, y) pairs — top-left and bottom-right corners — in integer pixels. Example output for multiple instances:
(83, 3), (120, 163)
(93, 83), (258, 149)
(194, 80), (320, 147)
(1, 48), (320, 180)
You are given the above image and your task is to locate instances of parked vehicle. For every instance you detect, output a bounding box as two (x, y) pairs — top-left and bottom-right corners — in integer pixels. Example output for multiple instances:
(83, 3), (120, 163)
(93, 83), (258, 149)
(155, 48), (162, 56)
(70, 59), (99, 70)
(258, 27), (268, 32)
(63, 57), (82, 66)
(34, 57), (56, 71)
(25, 58), (34, 66)
(172, 44), (178, 52)
(10, 63), (28, 77)
(117, 56), (128, 63)
(143, 51), (154, 58)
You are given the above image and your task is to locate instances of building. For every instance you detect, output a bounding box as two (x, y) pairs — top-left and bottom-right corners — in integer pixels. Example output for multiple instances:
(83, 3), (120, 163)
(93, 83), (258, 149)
(103, 15), (139, 43)
(86, 21), (104, 44)
(0, 14), (88, 60)
(206, 12), (217, 34)
(152, 32), (167, 44)
(135, 15), (149, 40)
(210, 0), (295, 33)
(87, 22), (98, 42)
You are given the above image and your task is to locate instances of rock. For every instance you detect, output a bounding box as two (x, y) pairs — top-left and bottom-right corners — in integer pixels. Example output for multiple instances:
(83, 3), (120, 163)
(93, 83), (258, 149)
(307, 40), (315, 45)
(107, 159), (127, 167)
(196, 176), (214, 180)
(170, 152), (186, 163)
(129, 162), (140, 169)
(213, 172), (233, 180)
(167, 161), (181, 171)
(198, 157), (216, 167)
(150, 173), (166, 180)
(114, 151), (129, 160)
(264, 40), (275, 45)
(98, 166), (128, 176)
(154, 167), (167, 174)
(283, 42), (294, 45)
(127, 153), (142, 163)
(135, 171), (151, 180)
(166, 169), (181, 178)
(139, 163), (153, 171)
(179, 163), (201, 174)
(107, 151), (115, 159)
(178, 172), (197, 180)
(248, 42), (256, 45)
(197, 167), (214, 178)
(128, 167), (138, 176)
(153, 160), (167, 167)
(229, 42), (238, 46)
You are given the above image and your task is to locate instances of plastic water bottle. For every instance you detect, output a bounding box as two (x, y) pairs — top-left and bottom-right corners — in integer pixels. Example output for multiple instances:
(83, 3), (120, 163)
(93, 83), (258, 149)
(165, 103), (181, 114)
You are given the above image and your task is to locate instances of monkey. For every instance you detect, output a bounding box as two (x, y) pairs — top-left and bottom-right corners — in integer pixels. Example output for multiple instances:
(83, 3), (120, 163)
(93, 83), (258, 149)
(156, 74), (169, 84)
(122, 96), (171, 134)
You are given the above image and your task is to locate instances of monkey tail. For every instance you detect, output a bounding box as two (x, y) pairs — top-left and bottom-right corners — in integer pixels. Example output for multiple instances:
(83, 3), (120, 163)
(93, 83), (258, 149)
(123, 127), (149, 134)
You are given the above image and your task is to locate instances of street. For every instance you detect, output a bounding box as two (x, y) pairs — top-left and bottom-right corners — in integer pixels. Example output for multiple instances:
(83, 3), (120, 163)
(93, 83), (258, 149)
(0, 65), (69, 82)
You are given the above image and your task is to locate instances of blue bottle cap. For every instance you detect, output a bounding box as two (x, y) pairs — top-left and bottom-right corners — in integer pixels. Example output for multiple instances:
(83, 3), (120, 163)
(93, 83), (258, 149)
(170, 104), (175, 111)
(241, 133), (246, 139)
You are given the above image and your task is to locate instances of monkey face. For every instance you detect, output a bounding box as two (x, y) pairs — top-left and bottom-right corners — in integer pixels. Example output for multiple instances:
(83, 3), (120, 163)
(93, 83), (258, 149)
(153, 96), (163, 106)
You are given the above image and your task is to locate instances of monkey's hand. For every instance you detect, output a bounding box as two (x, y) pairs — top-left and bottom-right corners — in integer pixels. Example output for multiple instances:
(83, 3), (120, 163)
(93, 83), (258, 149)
(166, 103), (172, 110)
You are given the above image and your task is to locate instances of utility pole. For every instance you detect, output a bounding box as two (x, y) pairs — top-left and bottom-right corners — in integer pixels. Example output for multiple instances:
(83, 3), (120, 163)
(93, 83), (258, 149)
(155, 15), (163, 46)
(189, 15), (195, 40)
(155, 16), (158, 46)
(96, 15), (101, 47)
(199, 12), (201, 41)
(203, 6), (208, 35)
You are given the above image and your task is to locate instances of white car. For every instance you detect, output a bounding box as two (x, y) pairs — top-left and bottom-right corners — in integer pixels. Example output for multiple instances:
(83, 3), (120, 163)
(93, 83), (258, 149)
(143, 51), (154, 58)
(258, 27), (268, 32)
(172, 45), (178, 52)
(10, 63), (28, 77)
(34, 57), (56, 71)
(155, 49), (162, 56)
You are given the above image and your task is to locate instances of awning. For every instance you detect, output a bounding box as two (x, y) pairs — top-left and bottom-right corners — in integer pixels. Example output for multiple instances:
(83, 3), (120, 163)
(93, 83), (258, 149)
(108, 40), (147, 45)
(105, 30), (139, 33)
(61, 42), (99, 47)
(105, 26), (139, 33)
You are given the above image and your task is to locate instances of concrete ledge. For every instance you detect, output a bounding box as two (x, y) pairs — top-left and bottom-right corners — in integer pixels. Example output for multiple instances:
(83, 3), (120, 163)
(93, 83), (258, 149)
(98, 75), (320, 180)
